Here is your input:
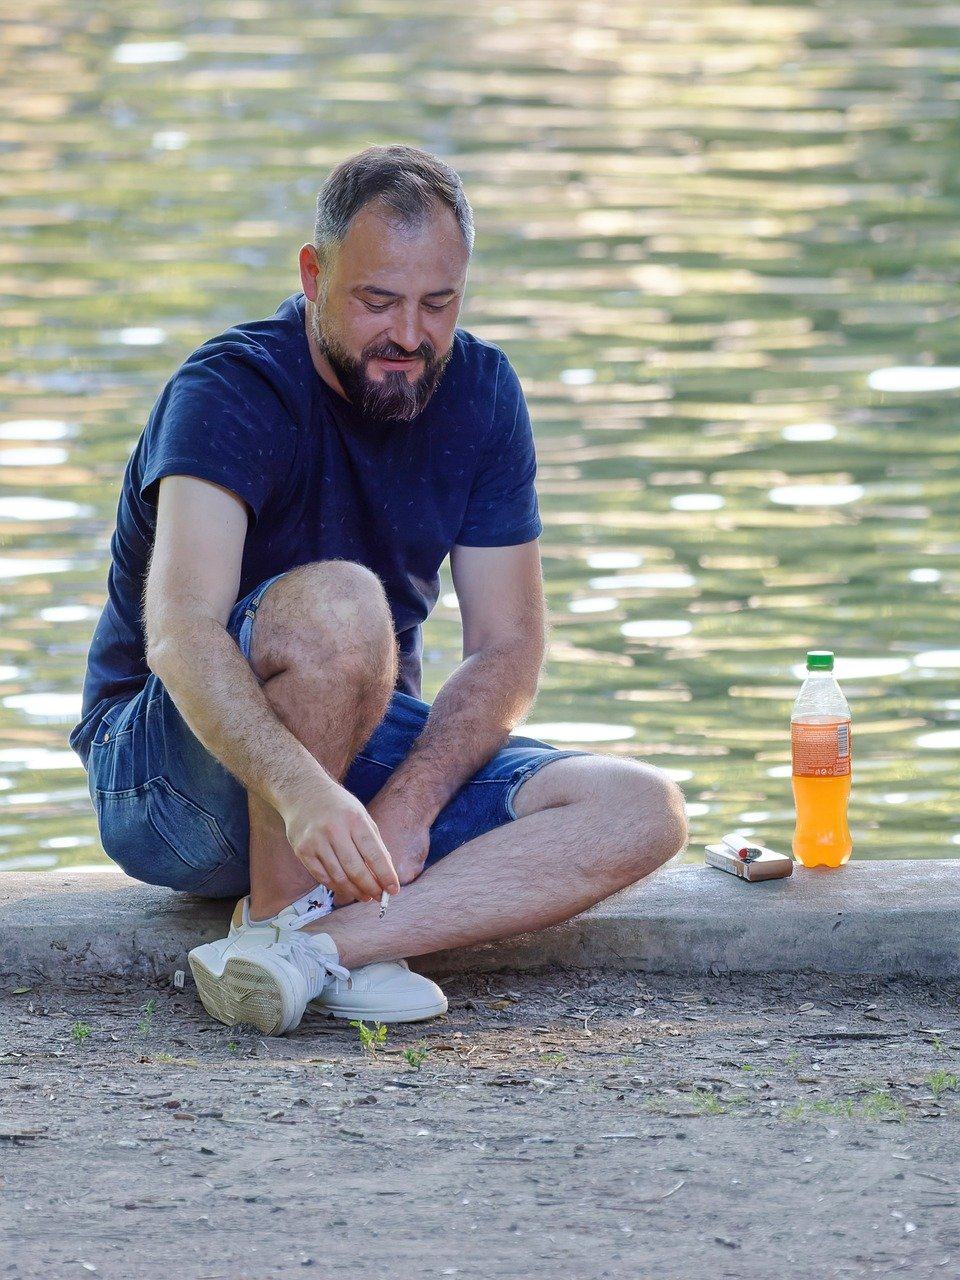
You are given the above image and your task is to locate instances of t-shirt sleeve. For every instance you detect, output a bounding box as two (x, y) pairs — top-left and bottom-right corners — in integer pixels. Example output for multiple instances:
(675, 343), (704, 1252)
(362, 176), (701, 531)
(455, 355), (543, 548)
(137, 353), (294, 525)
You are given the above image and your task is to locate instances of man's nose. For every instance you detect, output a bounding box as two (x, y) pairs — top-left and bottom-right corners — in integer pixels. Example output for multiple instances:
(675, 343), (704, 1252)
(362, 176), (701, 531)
(389, 307), (426, 356)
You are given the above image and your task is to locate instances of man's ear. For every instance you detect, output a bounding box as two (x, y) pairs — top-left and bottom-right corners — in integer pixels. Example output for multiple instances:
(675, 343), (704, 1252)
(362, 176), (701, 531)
(298, 243), (324, 302)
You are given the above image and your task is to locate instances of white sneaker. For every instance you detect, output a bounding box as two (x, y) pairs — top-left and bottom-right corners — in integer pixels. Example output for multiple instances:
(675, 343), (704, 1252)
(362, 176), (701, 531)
(311, 959), (448, 1024)
(227, 890), (447, 1021)
(190, 887), (447, 1031)
(188, 893), (345, 1036)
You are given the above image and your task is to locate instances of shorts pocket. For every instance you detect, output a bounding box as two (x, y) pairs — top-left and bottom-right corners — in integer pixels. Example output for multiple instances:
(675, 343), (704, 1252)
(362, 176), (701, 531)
(89, 698), (136, 748)
(146, 778), (236, 866)
(95, 778), (237, 892)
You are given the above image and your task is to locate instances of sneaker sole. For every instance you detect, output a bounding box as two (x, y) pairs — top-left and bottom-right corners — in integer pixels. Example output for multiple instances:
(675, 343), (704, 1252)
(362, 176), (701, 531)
(312, 995), (448, 1024)
(189, 952), (299, 1036)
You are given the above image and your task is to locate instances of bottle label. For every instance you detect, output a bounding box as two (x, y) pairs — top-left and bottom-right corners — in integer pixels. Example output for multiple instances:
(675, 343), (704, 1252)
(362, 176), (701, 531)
(792, 720), (852, 777)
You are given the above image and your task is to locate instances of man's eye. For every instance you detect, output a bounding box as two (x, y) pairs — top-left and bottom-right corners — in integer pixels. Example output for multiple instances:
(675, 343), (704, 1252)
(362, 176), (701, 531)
(363, 299), (451, 313)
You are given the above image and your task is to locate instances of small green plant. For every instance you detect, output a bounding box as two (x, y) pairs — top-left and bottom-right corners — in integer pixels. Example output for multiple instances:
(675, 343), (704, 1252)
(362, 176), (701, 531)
(688, 1088), (726, 1115)
(724, 1092), (750, 1109)
(784, 1050), (800, 1068)
(810, 1097), (858, 1119)
(227, 1041), (240, 1053)
(72, 1021), (91, 1045)
(648, 1087), (726, 1116)
(930, 1035), (946, 1055)
(138, 998), (156, 1035)
(403, 1044), (429, 1070)
(927, 1070), (959, 1097)
(740, 1063), (753, 1073)
(783, 1091), (906, 1122)
(859, 1090), (905, 1121)
(539, 1051), (566, 1066)
(350, 1019), (387, 1053)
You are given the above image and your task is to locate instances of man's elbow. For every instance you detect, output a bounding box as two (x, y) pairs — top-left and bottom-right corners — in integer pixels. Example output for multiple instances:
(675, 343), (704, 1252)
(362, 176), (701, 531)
(511, 630), (547, 698)
(145, 637), (172, 677)
(147, 614), (230, 681)
(146, 627), (189, 678)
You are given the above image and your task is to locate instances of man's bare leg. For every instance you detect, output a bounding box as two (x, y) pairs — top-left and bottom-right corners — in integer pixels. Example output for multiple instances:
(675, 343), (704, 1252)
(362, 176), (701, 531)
(311, 754), (687, 968)
(238, 559), (687, 957)
(243, 560), (398, 919)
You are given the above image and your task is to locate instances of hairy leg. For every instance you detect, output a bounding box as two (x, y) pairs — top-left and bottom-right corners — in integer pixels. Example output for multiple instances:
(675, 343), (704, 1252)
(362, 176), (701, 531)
(244, 560), (398, 918)
(312, 755), (688, 968)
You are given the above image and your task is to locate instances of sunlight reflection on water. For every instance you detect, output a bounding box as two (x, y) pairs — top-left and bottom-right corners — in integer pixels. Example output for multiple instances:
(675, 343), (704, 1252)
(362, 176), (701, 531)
(769, 484), (865, 507)
(2, 0), (959, 868)
(112, 41), (186, 64)
(867, 367), (960, 393)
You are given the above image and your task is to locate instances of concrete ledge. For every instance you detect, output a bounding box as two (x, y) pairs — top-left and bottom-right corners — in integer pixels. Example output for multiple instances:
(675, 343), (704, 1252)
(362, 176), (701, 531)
(1, 861), (959, 986)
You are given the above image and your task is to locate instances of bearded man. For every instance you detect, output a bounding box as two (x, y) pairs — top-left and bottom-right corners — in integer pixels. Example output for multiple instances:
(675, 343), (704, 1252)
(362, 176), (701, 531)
(70, 145), (687, 1035)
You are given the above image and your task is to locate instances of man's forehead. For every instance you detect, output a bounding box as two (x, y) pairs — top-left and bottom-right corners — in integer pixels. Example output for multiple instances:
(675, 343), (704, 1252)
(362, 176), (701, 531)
(335, 203), (468, 283)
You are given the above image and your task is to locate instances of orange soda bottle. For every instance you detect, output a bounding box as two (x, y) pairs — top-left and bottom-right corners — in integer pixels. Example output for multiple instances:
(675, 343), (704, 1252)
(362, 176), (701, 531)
(791, 650), (853, 868)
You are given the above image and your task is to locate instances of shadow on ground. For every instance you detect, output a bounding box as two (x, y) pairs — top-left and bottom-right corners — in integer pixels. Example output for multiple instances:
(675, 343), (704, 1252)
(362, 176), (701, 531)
(3, 971), (959, 1278)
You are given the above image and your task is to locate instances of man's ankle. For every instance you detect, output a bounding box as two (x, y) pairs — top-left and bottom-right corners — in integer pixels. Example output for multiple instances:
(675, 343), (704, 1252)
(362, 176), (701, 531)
(247, 897), (286, 923)
(247, 884), (334, 925)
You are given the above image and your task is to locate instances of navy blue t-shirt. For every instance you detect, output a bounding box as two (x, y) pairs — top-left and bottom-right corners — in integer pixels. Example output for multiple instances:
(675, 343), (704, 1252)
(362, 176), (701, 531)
(69, 292), (542, 765)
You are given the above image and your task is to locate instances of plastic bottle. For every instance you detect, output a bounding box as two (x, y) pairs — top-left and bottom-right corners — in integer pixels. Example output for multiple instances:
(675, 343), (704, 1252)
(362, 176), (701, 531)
(791, 650), (852, 868)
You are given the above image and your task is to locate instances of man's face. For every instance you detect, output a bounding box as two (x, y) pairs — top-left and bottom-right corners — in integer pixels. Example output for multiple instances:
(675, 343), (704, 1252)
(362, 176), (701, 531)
(299, 200), (469, 424)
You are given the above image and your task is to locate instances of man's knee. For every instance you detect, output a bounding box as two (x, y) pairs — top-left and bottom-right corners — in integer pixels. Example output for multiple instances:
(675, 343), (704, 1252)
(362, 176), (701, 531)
(250, 559), (397, 689)
(597, 760), (689, 875)
(629, 763), (688, 867)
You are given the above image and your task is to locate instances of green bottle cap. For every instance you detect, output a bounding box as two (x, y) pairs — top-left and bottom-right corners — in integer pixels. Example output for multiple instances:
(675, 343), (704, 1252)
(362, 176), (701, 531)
(806, 650), (834, 671)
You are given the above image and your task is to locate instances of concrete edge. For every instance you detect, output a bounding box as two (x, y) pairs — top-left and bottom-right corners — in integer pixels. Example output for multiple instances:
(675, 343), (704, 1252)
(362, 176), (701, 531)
(2, 860), (959, 987)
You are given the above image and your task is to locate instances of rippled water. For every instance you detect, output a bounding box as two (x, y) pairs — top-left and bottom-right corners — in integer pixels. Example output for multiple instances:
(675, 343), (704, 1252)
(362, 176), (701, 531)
(2, 0), (960, 871)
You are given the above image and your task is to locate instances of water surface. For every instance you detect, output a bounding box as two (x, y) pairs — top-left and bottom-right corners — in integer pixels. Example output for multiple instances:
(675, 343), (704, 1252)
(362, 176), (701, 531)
(2, 0), (960, 869)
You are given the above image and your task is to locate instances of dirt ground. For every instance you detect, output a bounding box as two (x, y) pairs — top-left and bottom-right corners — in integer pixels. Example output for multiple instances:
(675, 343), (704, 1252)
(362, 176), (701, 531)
(2, 969), (959, 1280)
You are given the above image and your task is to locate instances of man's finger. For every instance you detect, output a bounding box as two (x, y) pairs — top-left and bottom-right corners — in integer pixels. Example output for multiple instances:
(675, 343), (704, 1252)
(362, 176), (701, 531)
(355, 821), (400, 894)
(306, 845), (353, 903)
(298, 850), (330, 889)
(331, 832), (382, 901)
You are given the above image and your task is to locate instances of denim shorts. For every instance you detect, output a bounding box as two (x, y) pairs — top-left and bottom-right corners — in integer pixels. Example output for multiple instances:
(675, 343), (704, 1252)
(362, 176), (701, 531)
(85, 570), (590, 899)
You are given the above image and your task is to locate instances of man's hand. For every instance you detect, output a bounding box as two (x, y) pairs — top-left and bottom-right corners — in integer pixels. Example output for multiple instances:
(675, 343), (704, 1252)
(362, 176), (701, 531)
(328, 789), (432, 906)
(367, 790), (432, 886)
(279, 778), (400, 904)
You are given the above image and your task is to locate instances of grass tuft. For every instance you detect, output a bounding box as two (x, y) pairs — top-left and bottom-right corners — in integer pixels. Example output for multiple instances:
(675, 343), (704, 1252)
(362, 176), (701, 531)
(138, 999), (156, 1035)
(781, 1090), (905, 1123)
(350, 1020), (388, 1053)
(403, 1044), (429, 1070)
(927, 1070), (959, 1097)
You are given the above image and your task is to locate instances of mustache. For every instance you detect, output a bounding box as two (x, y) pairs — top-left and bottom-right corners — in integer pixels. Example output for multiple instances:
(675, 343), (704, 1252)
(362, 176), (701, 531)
(366, 342), (435, 364)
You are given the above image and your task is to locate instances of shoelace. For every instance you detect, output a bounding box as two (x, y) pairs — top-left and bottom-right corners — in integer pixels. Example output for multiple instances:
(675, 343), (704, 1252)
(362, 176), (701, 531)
(273, 911), (350, 997)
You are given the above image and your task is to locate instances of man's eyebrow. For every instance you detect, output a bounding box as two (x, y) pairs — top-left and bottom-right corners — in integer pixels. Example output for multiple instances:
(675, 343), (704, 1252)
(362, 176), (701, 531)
(353, 286), (458, 299)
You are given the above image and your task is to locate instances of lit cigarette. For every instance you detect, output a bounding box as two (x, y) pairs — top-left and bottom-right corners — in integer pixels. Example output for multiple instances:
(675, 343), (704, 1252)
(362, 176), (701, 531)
(379, 890), (390, 920)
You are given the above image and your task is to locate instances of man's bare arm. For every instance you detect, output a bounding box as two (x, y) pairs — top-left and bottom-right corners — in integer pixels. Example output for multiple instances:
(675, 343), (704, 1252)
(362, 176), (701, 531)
(144, 475), (397, 899)
(143, 476), (323, 813)
(372, 540), (547, 825)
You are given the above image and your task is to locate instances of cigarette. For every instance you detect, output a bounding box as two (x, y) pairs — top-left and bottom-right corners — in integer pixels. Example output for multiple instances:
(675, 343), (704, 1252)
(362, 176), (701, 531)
(379, 889), (390, 920)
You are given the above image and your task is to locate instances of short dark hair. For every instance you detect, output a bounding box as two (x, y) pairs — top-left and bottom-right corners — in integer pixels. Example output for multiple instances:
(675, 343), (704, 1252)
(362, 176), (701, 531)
(314, 145), (474, 258)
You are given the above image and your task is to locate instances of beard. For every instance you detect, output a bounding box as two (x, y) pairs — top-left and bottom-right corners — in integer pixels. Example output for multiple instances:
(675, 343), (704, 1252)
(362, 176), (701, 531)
(310, 307), (452, 425)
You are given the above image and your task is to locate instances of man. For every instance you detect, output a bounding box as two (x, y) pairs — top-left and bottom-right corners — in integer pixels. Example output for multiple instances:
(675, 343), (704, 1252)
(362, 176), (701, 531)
(70, 145), (687, 1036)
